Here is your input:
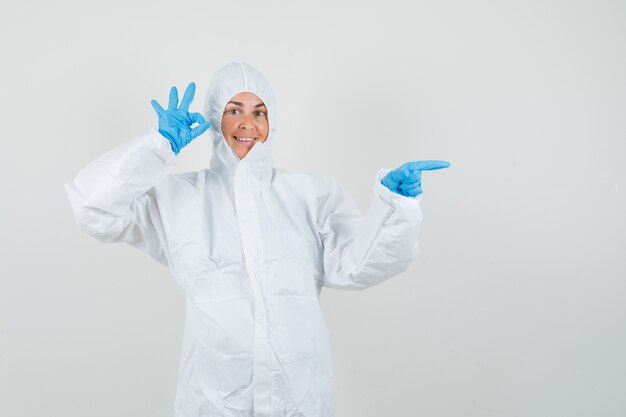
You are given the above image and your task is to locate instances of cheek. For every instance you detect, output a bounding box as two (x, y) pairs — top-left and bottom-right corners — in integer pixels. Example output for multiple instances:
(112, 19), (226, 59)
(260, 120), (269, 136)
(221, 120), (232, 137)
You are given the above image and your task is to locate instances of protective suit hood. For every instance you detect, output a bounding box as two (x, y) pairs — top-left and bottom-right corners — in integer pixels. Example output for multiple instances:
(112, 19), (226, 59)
(203, 61), (277, 177)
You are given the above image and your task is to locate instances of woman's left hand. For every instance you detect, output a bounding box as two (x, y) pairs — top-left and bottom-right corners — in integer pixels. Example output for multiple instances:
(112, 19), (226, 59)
(381, 160), (451, 197)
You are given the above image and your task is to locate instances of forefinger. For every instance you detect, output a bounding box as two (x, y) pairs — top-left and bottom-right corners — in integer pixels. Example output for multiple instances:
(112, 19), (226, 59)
(410, 160), (451, 171)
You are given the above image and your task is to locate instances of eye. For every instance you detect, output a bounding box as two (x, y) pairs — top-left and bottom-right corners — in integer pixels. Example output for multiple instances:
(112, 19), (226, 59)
(225, 108), (240, 115)
(255, 111), (267, 117)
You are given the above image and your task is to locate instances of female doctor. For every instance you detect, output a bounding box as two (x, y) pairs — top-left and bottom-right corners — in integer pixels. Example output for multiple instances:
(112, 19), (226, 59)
(65, 61), (449, 417)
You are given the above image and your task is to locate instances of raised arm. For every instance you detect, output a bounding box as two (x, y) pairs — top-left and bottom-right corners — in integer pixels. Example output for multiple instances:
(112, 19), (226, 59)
(64, 82), (210, 267)
(64, 129), (177, 266)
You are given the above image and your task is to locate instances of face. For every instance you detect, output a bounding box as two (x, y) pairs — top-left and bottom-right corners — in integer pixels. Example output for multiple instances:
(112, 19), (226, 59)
(221, 92), (269, 159)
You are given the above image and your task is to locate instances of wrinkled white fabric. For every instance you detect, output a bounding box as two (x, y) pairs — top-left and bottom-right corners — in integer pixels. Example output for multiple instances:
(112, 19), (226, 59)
(64, 61), (423, 417)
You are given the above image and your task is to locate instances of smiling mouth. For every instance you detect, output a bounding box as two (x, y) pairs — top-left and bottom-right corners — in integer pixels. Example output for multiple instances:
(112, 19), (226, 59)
(234, 136), (257, 143)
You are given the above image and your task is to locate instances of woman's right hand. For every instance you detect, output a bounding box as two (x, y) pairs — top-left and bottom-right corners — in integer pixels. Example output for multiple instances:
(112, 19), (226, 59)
(151, 82), (211, 155)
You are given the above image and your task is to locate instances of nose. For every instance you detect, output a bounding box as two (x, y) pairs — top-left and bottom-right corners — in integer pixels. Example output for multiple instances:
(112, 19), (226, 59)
(238, 113), (255, 130)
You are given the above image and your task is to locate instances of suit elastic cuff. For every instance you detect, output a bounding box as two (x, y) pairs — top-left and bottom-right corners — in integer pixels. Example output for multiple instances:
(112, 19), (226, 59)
(145, 128), (176, 165)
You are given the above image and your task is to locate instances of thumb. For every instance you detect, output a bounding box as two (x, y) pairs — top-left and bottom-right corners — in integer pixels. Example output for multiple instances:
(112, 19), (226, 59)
(190, 120), (212, 139)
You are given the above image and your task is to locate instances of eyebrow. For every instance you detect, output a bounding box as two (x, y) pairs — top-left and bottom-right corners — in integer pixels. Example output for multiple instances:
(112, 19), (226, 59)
(226, 101), (267, 108)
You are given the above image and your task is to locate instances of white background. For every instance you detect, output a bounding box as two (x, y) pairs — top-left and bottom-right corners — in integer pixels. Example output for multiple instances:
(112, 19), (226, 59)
(1, 0), (625, 416)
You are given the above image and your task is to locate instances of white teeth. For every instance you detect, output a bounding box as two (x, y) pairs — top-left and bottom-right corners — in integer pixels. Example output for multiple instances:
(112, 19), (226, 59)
(235, 137), (255, 142)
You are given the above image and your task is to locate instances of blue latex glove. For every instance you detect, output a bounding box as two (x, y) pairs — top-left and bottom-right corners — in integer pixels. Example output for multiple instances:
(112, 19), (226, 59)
(381, 160), (451, 197)
(151, 82), (211, 155)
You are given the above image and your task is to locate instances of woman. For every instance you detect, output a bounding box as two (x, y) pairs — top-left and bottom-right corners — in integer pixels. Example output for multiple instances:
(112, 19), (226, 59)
(65, 61), (449, 417)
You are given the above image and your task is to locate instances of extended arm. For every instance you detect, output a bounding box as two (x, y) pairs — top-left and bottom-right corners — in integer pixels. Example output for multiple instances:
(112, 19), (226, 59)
(317, 169), (423, 290)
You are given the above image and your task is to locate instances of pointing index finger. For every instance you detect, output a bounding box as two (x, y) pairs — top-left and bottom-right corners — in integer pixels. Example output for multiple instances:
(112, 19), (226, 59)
(410, 160), (451, 171)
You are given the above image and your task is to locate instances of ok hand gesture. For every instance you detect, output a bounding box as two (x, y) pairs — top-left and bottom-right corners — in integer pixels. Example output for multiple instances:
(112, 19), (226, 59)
(151, 82), (211, 155)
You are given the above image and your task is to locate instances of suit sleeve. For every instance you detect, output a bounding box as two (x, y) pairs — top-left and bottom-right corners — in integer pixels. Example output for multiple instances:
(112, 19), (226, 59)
(64, 129), (176, 267)
(317, 169), (423, 290)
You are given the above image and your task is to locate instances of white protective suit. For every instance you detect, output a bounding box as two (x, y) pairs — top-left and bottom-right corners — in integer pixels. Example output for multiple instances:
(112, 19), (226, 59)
(64, 61), (423, 417)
